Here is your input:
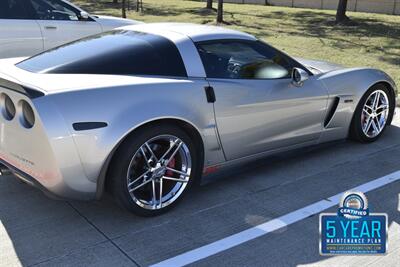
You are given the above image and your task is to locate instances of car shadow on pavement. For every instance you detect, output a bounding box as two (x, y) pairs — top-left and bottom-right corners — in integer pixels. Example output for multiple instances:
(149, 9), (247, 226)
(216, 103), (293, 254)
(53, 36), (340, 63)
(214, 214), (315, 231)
(0, 124), (399, 266)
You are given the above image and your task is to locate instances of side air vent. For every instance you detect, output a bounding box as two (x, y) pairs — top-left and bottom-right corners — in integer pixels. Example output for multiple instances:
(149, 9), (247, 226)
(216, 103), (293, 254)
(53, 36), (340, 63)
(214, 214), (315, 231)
(73, 122), (108, 131)
(324, 97), (340, 128)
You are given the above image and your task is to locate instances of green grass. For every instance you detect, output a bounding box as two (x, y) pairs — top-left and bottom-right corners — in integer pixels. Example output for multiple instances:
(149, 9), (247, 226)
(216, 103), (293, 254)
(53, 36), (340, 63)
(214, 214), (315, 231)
(73, 0), (400, 90)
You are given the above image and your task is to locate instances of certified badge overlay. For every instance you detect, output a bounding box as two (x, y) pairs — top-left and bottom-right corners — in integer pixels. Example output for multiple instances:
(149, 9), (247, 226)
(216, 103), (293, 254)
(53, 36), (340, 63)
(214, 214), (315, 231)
(320, 192), (388, 255)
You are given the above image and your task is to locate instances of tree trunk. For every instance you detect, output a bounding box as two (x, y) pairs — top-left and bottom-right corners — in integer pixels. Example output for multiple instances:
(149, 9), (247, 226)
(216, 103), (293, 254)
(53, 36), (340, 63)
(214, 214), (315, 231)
(122, 0), (127, 18)
(136, 0), (142, 12)
(217, 0), (223, 23)
(336, 0), (349, 23)
(206, 0), (213, 9)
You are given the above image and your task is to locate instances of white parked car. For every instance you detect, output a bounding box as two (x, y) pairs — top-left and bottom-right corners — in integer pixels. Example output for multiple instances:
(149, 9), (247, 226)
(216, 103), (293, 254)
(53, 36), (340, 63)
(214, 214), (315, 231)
(0, 0), (141, 58)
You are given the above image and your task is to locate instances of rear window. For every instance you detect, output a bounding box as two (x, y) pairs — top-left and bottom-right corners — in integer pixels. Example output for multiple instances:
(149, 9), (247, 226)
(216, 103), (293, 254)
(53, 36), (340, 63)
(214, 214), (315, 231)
(17, 30), (187, 77)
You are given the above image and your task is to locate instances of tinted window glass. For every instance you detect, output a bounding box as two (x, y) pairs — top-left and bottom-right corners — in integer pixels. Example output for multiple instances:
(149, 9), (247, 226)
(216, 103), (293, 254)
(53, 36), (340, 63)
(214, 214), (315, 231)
(17, 30), (188, 77)
(197, 40), (296, 80)
(0, 0), (30, 19)
(30, 0), (79, 21)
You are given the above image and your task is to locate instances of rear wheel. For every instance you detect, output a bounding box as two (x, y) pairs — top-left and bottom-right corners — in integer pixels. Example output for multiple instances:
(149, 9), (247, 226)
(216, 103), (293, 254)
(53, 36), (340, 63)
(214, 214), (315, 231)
(350, 84), (394, 142)
(109, 124), (202, 216)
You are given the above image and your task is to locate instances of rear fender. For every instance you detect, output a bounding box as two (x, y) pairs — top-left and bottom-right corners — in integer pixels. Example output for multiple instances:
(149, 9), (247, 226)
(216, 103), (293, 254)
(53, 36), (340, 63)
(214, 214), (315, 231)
(47, 82), (225, 193)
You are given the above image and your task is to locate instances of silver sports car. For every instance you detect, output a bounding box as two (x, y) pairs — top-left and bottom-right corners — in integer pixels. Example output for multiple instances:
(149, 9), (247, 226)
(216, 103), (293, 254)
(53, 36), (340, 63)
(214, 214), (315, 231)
(0, 23), (397, 216)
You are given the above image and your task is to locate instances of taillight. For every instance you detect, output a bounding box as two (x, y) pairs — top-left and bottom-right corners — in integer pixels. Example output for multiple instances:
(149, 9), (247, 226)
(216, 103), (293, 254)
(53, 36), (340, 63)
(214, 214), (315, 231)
(1, 93), (16, 121)
(19, 100), (35, 128)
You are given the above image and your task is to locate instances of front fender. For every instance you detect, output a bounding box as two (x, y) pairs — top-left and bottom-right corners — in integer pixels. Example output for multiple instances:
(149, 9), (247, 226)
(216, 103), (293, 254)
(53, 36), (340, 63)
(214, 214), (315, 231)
(318, 68), (397, 142)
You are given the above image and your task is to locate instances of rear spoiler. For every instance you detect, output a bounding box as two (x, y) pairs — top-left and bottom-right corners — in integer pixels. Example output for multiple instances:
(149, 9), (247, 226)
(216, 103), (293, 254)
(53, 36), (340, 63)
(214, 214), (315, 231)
(0, 76), (44, 99)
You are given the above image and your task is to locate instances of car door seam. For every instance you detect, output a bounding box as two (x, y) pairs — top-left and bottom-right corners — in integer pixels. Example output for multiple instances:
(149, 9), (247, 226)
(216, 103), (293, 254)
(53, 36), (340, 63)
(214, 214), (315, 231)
(206, 81), (227, 161)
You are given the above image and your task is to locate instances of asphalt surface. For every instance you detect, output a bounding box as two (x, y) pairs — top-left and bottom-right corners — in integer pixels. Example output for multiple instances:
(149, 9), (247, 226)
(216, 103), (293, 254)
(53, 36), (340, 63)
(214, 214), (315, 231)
(1, 109), (399, 267)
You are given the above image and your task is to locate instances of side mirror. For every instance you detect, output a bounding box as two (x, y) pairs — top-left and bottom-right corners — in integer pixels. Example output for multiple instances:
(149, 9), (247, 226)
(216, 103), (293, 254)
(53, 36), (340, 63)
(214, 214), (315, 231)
(292, 67), (309, 87)
(79, 11), (90, 20)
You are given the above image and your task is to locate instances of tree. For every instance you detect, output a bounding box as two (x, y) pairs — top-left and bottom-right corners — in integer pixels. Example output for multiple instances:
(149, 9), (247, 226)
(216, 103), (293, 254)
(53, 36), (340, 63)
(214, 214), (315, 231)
(122, 0), (127, 18)
(217, 0), (223, 23)
(336, 0), (349, 23)
(136, 0), (143, 12)
(113, 0), (118, 4)
(206, 0), (213, 9)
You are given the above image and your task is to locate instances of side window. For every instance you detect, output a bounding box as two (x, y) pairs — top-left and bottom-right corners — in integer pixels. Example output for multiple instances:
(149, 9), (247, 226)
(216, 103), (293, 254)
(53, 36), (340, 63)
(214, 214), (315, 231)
(30, 0), (79, 21)
(197, 40), (294, 80)
(0, 0), (31, 19)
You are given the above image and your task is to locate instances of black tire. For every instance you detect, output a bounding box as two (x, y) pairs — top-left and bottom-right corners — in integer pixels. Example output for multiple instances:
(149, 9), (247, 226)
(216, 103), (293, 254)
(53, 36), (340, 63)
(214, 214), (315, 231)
(350, 84), (395, 143)
(108, 123), (203, 216)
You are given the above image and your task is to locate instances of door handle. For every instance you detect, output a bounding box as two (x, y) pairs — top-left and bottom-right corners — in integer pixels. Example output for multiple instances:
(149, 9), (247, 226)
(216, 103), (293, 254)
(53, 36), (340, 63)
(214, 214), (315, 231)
(204, 86), (216, 103)
(44, 26), (57, 30)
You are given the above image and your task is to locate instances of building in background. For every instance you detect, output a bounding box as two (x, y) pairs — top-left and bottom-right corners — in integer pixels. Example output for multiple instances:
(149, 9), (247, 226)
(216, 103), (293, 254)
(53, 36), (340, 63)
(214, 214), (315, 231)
(224, 0), (400, 15)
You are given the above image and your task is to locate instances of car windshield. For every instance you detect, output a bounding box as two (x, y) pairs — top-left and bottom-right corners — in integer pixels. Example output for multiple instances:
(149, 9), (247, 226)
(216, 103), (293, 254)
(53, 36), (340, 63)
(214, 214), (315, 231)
(16, 30), (187, 77)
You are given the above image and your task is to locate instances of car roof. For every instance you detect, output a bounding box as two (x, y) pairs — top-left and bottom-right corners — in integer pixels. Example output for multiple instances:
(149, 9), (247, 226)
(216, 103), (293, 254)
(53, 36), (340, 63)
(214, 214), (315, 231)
(120, 23), (257, 42)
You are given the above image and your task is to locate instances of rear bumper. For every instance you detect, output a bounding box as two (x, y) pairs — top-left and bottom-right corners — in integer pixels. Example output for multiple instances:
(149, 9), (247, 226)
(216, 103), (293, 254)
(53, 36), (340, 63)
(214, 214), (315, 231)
(0, 80), (97, 201)
(0, 158), (62, 200)
(0, 157), (97, 201)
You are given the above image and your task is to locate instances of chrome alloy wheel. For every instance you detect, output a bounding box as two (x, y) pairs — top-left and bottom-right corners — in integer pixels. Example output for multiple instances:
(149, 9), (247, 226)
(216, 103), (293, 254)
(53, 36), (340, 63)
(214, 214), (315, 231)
(126, 135), (192, 210)
(361, 90), (390, 138)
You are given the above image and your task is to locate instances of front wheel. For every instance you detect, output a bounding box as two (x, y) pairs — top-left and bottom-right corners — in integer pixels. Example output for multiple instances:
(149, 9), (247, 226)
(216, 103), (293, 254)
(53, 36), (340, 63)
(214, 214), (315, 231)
(109, 124), (202, 216)
(350, 84), (394, 142)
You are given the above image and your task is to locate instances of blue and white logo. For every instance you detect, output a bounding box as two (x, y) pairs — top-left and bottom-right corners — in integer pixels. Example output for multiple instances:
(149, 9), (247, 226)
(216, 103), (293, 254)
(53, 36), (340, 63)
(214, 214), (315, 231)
(320, 191), (388, 255)
(338, 192), (369, 219)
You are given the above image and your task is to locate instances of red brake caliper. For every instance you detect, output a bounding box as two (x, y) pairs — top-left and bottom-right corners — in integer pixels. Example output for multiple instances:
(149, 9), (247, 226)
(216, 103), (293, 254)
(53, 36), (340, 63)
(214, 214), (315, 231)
(165, 157), (176, 177)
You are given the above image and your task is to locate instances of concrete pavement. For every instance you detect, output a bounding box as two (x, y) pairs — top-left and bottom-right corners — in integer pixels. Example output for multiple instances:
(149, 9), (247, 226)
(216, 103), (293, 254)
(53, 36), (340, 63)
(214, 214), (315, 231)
(0, 110), (399, 267)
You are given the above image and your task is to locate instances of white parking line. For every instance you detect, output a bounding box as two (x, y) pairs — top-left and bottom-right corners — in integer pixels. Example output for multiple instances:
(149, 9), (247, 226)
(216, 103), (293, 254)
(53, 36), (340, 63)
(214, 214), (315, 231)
(151, 170), (400, 267)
